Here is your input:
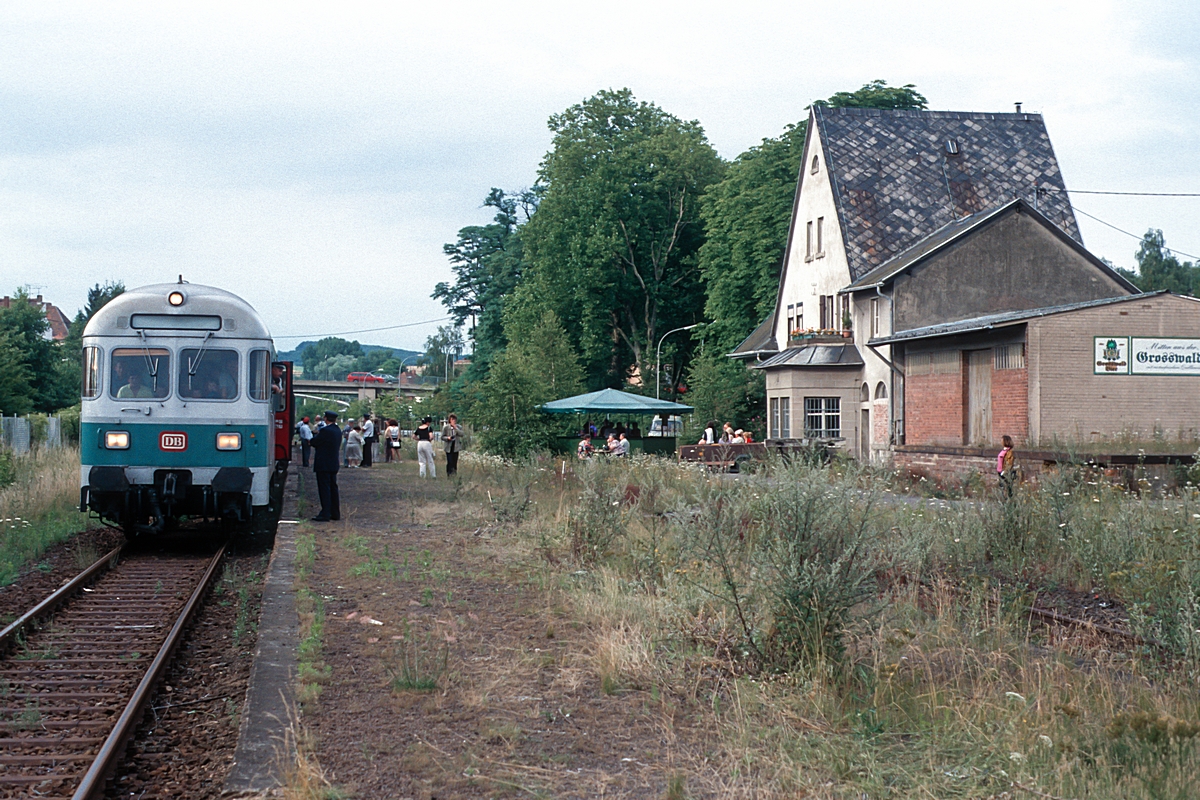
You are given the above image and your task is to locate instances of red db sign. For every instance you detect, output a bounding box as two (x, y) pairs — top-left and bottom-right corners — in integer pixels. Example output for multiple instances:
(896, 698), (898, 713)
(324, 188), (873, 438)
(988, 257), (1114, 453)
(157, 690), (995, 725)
(160, 431), (188, 451)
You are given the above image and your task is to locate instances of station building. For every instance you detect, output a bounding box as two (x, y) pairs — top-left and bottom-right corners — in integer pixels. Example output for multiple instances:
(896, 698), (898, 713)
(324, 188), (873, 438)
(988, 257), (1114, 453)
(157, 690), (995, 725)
(731, 105), (1200, 475)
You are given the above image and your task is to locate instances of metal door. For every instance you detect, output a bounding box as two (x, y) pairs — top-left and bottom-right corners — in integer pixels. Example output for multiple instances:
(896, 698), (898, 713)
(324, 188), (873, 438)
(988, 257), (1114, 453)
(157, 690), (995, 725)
(966, 350), (992, 445)
(860, 409), (870, 460)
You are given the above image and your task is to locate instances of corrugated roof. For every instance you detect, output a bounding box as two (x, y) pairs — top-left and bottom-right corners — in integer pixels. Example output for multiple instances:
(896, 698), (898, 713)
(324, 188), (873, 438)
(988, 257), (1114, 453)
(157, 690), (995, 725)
(752, 343), (864, 369)
(815, 107), (1080, 282)
(868, 292), (1163, 345)
(727, 315), (779, 359)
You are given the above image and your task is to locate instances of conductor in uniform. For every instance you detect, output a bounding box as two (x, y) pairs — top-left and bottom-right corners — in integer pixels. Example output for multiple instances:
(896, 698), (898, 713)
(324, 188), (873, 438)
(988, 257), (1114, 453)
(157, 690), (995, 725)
(310, 410), (342, 522)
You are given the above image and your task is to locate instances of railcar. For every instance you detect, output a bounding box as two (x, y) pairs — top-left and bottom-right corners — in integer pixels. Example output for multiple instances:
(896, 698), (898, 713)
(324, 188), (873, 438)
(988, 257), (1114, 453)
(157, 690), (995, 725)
(79, 281), (293, 536)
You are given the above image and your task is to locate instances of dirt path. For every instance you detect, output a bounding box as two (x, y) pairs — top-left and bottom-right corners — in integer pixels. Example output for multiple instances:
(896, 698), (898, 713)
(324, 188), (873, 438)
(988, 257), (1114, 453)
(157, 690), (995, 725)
(298, 461), (721, 799)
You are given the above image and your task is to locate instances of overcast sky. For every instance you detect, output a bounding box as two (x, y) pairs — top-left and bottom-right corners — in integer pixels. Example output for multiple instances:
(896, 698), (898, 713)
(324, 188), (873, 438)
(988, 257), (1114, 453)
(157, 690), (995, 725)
(2, 1), (1197, 351)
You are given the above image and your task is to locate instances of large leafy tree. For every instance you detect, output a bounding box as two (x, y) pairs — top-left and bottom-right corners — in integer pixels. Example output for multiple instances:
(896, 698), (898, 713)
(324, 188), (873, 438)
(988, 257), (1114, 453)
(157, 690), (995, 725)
(1118, 230), (1199, 295)
(0, 289), (75, 412)
(433, 188), (538, 375)
(421, 325), (465, 379)
(519, 88), (725, 389)
(300, 337), (365, 376)
(474, 309), (584, 457)
(60, 281), (125, 397)
(699, 80), (929, 353)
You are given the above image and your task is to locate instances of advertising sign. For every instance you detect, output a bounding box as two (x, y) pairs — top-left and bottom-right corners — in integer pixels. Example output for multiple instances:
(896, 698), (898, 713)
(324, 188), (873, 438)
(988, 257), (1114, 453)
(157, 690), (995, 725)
(1094, 337), (1129, 374)
(1130, 338), (1200, 376)
(1095, 337), (1200, 376)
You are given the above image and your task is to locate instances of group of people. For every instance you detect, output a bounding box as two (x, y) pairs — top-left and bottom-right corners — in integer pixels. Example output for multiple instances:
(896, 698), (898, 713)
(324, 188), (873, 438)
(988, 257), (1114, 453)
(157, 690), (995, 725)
(697, 421), (753, 445)
(304, 410), (466, 521)
(576, 431), (630, 459)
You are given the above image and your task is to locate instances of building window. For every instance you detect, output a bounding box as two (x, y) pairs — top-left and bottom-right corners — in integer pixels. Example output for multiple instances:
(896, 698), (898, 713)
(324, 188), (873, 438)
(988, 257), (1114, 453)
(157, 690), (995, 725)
(811, 155), (820, 174)
(819, 295), (833, 329)
(907, 350), (961, 376)
(994, 343), (1025, 370)
(875, 381), (887, 400)
(871, 298), (880, 337)
(796, 302), (803, 331)
(770, 397), (792, 439)
(861, 383), (870, 402)
(839, 294), (850, 331)
(805, 221), (814, 261)
(786, 304), (795, 336)
(816, 217), (824, 257)
(804, 397), (840, 438)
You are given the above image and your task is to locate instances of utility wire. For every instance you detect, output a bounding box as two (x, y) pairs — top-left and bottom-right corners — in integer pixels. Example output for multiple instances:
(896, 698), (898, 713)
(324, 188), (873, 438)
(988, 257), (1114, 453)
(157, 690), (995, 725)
(1070, 189), (1200, 197)
(273, 316), (452, 340)
(1071, 205), (1200, 261)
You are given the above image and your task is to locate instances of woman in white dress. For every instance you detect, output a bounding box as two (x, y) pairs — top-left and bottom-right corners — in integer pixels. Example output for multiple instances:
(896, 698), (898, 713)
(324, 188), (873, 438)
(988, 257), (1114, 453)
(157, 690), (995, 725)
(345, 423), (364, 467)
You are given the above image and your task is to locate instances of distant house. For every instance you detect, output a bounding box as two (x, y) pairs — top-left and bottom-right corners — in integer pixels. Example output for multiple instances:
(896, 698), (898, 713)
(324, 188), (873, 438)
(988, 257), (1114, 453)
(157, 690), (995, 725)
(0, 294), (71, 341)
(731, 106), (1200, 474)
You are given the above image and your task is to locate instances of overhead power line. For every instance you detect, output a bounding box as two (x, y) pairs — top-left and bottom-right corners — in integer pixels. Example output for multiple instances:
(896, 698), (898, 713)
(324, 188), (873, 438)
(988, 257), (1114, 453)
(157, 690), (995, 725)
(1071, 205), (1200, 261)
(273, 316), (453, 341)
(1070, 189), (1200, 197)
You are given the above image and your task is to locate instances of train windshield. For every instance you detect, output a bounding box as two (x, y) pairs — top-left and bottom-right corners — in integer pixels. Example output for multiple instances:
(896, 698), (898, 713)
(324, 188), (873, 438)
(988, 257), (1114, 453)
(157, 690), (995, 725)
(179, 348), (239, 400)
(110, 348), (171, 399)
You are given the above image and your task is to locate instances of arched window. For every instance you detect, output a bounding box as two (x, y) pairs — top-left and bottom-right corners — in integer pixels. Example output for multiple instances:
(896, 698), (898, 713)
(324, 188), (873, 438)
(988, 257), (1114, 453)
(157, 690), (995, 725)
(875, 382), (888, 400)
(861, 382), (870, 402)
(811, 155), (820, 174)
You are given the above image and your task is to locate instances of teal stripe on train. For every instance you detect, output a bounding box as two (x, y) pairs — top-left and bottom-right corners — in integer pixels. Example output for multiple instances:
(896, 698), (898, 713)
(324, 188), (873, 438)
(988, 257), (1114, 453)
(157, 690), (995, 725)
(81, 423), (272, 469)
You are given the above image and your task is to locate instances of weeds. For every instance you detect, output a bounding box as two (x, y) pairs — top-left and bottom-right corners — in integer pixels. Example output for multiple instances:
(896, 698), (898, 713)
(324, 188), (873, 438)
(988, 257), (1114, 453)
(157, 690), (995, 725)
(387, 628), (447, 693)
(0, 447), (91, 585)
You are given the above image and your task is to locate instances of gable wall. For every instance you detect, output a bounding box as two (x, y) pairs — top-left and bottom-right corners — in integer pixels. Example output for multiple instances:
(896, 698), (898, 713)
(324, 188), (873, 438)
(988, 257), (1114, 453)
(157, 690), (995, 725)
(775, 124), (853, 347)
(1029, 294), (1200, 444)
(891, 209), (1130, 332)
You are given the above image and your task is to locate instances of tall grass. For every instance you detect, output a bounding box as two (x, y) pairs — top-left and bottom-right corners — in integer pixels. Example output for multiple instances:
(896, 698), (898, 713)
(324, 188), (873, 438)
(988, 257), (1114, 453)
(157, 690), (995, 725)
(0, 447), (90, 585)
(464, 453), (1200, 798)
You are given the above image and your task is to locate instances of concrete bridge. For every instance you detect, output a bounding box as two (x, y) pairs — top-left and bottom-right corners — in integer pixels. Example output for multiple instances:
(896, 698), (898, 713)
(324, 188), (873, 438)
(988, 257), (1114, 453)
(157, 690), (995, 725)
(292, 378), (440, 406)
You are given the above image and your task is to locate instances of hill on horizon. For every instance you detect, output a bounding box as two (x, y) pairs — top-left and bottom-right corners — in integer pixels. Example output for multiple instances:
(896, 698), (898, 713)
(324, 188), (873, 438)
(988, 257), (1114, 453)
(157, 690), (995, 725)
(276, 341), (422, 364)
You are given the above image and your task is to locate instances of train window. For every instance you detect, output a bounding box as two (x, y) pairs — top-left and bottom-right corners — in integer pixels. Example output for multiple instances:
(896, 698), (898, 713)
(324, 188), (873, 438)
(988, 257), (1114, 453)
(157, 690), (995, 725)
(110, 348), (171, 399)
(249, 350), (270, 401)
(178, 348), (240, 400)
(82, 347), (102, 399)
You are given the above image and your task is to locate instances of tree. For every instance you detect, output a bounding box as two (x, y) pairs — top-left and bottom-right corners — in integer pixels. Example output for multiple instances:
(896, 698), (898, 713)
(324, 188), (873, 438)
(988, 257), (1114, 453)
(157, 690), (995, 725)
(0, 329), (34, 416)
(813, 79), (928, 111)
(684, 347), (766, 440)
(699, 80), (929, 353)
(0, 288), (74, 412)
(1121, 229), (1199, 295)
(433, 188), (539, 375)
(474, 310), (584, 457)
(519, 88), (725, 389)
(300, 337), (365, 376)
(422, 325), (465, 379)
(311, 354), (359, 381)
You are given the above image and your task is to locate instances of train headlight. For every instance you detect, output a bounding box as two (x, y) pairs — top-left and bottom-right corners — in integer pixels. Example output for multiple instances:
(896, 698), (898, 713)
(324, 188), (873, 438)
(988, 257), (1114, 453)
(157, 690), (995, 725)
(168, 291), (185, 306)
(105, 431), (130, 450)
(216, 432), (241, 451)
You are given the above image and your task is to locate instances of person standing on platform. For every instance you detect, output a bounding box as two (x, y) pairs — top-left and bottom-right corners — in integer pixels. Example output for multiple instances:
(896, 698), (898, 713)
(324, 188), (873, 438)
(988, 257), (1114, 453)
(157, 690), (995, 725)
(361, 414), (375, 467)
(297, 416), (313, 467)
(310, 410), (342, 522)
(442, 414), (463, 477)
(414, 416), (436, 478)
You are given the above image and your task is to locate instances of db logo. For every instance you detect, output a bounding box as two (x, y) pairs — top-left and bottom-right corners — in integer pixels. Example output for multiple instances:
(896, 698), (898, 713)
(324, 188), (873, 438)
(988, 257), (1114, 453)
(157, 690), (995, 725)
(159, 432), (188, 451)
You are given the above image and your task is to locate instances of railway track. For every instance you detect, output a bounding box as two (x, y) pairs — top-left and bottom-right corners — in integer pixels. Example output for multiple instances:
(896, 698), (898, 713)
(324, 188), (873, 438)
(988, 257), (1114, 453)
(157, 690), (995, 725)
(0, 543), (226, 799)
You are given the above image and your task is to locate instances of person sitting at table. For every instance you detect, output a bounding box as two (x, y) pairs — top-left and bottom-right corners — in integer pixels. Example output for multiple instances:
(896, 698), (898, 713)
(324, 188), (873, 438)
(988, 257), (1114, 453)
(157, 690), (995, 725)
(628, 421), (641, 439)
(731, 429), (746, 444)
(603, 433), (619, 455)
(616, 432), (630, 456)
(599, 419), (615, 439)
(577, 434), (595, 459)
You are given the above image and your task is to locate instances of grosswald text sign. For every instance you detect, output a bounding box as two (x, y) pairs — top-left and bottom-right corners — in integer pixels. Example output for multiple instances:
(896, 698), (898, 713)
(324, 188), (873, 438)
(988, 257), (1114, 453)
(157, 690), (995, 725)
(1094, 337), (1200, 376)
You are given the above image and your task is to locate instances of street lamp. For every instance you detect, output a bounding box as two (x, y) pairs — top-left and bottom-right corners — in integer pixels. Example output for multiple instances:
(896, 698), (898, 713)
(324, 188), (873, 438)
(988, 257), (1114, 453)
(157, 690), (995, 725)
(656, 323), (703, 400)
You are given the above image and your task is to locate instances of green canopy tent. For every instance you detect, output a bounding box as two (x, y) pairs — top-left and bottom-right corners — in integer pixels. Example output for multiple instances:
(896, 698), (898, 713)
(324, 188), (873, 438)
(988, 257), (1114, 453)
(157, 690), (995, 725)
(541, 389), (693, 455)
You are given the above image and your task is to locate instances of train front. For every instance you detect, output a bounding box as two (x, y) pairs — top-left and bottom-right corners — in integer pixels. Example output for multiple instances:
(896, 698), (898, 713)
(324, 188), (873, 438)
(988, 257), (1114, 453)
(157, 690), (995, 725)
(79, 283), (279, 534)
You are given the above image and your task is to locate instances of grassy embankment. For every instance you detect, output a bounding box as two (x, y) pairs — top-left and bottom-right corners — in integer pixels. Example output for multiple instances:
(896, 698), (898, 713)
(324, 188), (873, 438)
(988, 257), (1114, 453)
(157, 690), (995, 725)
(459, 452), (1200, 799)
(0, 447), (91, 585)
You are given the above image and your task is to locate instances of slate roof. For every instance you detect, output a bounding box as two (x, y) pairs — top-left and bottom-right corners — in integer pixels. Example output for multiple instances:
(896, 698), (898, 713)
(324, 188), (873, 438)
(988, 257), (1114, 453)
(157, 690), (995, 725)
(814, 107), (1080, 282)
(727, 315), (779, 359)
(868, 292), (1166, 346)
(751, 343), (864, 370)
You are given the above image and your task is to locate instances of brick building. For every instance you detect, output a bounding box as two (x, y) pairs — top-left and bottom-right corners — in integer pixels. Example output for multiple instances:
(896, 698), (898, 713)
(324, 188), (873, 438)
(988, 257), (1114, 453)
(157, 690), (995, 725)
(730, 106), (1200, 473)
